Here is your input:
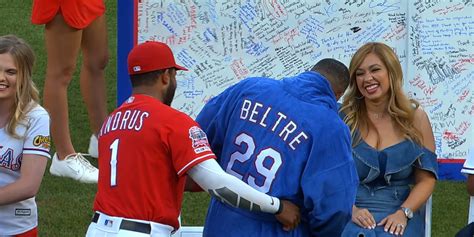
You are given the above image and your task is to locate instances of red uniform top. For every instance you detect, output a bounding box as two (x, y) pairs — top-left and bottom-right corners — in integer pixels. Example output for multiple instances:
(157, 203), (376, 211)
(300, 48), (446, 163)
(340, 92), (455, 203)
(93, 94), (215, 229)
(31, 0), (105, 29)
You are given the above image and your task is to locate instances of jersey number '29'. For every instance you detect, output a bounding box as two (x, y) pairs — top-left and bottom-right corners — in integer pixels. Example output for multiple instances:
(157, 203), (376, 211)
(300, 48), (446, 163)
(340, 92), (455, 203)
(109, 139), (119, 186)
(226, 133), (282, 193)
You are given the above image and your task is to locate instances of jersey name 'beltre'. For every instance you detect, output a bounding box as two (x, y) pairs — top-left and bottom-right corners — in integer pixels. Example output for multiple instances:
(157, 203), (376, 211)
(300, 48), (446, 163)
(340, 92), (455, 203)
(99, 110), (150, 136)
(240, 99), (308, 151)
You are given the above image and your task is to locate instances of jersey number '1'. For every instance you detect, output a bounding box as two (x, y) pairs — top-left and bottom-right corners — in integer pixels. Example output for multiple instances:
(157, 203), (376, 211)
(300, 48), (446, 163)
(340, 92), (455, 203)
(109, 139), (119, 186)
(226, 133), (282, 193)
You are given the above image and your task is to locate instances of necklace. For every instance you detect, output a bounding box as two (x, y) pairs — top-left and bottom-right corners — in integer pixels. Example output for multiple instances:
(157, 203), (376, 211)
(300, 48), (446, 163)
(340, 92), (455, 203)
(368, 112), (386, 120)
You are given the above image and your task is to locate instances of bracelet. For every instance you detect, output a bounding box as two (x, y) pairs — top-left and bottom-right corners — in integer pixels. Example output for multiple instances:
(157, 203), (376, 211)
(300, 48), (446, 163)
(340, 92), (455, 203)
(275, 198), (283, 215)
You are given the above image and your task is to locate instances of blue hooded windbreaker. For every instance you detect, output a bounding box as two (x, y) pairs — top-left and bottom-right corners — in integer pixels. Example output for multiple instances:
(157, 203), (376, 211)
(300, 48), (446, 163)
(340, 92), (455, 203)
(196, 71), (359, 237)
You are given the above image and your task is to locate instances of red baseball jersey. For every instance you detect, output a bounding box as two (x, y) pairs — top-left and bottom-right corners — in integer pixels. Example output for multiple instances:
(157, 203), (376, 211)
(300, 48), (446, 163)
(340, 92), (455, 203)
(93, 94), (215, 229)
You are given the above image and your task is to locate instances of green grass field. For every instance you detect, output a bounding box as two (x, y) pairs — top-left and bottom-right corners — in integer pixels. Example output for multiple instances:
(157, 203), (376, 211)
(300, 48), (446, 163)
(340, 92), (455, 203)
(0, 0), (469, 236)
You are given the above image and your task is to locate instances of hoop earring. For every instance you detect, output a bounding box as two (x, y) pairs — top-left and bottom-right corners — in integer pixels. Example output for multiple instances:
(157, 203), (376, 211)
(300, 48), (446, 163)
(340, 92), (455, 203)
(356, 95), (364, 100)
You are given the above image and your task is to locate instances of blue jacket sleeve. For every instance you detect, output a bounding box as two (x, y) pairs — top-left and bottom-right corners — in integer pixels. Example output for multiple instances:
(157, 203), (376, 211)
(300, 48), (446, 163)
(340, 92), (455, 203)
(301, 120), (359, 236)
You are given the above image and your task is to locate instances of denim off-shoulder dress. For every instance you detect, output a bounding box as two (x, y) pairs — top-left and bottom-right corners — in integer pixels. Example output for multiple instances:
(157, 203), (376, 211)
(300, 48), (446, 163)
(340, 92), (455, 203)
(341, 139), (438, 237)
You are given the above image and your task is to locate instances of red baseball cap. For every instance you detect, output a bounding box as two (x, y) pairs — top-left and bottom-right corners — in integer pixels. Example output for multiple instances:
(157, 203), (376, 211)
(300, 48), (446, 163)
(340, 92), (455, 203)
(127, 41), (188, 75)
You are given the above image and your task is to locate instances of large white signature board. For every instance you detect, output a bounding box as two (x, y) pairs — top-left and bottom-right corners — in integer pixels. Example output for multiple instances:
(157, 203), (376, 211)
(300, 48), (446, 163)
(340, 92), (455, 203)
(127, 0), (473, 178)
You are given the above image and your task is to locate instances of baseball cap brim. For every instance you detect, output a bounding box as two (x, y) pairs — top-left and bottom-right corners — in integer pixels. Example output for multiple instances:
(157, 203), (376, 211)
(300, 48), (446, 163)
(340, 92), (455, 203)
(175, 64), (188, 71)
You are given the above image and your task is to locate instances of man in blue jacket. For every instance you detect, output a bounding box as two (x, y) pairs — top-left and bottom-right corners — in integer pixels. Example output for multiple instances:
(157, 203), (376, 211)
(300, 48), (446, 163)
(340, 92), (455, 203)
(196, 58), (358, 236)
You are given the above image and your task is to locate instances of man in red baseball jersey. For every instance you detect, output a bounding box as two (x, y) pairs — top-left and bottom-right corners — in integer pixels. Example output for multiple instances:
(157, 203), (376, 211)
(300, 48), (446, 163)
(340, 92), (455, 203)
(85, 41), (300, 237)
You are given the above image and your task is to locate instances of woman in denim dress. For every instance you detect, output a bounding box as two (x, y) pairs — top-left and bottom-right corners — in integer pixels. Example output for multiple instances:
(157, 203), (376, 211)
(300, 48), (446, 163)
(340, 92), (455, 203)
(340, 42), (438, 237)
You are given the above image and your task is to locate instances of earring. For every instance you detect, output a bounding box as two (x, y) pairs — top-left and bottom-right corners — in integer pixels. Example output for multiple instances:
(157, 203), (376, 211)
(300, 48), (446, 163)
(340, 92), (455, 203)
(355, 95), (364, 100)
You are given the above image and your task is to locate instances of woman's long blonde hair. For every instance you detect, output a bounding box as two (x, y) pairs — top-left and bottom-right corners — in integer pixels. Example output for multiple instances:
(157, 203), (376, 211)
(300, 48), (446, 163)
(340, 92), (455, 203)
(340, 42), (422, 146)
(0, 35), (39, 138)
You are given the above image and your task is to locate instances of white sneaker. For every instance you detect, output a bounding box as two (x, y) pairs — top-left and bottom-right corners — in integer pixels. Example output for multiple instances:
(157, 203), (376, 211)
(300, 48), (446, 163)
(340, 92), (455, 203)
(88, 134), (98, 158)
(50, 153), (98, 183)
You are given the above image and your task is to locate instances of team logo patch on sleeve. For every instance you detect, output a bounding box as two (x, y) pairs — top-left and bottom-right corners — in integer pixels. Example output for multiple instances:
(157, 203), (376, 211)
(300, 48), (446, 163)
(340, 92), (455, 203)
(188, 126), (211, 154)
(33, 135), (51, 149)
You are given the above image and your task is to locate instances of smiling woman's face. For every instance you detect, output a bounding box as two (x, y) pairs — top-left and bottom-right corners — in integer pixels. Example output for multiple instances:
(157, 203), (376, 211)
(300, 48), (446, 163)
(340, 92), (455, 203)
(355, 52), (390, 102)
(0, 52), (18, 104)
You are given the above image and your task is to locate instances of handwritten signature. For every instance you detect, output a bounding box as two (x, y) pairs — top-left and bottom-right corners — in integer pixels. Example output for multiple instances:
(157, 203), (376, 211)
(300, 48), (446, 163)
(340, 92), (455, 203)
(369, 0), (401, 14)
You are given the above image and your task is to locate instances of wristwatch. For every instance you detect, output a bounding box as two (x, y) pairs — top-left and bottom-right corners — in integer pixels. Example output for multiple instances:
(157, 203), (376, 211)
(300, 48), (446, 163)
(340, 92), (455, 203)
(400, 206), (413, 219)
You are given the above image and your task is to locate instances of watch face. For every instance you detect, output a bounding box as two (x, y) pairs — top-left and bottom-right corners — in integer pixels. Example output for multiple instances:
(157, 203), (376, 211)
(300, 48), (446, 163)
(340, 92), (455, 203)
(403, 207), (413, 219)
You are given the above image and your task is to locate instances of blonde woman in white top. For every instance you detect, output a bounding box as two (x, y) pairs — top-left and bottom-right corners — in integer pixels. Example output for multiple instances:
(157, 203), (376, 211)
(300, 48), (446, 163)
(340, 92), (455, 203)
(0, 35), (50, 236)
